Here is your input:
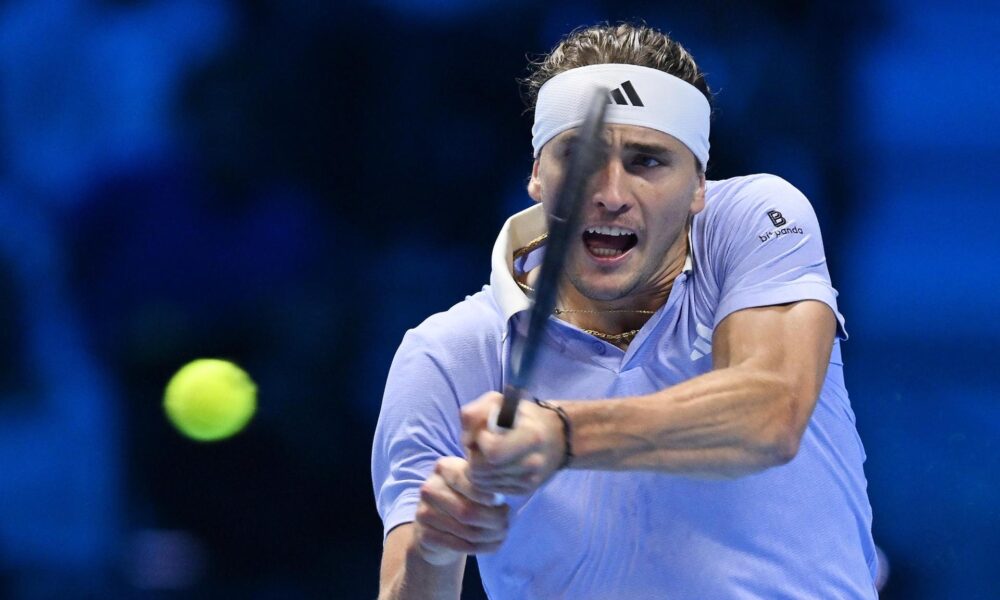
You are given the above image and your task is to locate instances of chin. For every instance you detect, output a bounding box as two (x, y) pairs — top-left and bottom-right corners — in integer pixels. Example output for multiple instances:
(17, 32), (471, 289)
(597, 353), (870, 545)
(570, 273), (638, 302)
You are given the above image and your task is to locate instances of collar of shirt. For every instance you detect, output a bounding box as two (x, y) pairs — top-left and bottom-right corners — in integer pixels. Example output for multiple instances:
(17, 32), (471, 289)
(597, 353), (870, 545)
(488, 204), (694, 326)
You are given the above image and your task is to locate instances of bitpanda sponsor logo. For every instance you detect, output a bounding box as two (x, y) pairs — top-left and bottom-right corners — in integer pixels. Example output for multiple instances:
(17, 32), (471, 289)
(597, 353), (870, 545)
(758, 209), (804, 243)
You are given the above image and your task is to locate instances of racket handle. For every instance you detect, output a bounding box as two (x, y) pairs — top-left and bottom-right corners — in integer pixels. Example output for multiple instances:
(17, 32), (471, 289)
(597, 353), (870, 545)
(492, 384), (521, 430)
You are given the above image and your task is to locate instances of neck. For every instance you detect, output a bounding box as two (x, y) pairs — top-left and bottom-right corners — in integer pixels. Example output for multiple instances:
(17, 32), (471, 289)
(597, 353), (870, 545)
(555, 226), (690, 339)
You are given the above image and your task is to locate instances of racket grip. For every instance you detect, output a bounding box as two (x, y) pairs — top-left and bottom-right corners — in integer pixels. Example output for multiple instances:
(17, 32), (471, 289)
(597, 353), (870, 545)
(492, 384), (521, 430)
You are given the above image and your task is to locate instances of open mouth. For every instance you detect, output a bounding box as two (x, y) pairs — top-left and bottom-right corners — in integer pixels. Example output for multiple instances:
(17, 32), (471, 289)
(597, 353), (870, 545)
(582, 226), (638, 259)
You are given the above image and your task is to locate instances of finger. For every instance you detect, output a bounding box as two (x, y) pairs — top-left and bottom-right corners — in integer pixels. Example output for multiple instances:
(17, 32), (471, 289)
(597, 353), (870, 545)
(468, 481), (538, 496)
(421, 474), (509, 530)
(435, 457), (505, 506)
(422, 485), (509, 530)
(474, 428), (538, 466)
(468, 467), (546, 490)
(468, 466), (531, 492)
(468, 454), (552, 496)
(468, 471), (541, 493)
(468, 449), (545, 478)
(461, 391), (502, 429)
(416, 503), (508, 544)
(417, 522), (504, 556)
(469, 465), (531, 486)
(461, 391), (503, 446)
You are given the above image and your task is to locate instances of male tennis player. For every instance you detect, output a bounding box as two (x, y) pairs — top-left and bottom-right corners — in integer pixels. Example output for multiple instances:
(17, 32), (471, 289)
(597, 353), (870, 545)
(373, 23), (876, 599)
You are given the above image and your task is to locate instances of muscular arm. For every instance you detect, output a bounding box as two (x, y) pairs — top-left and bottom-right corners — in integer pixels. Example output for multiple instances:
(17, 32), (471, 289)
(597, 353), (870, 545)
(565, 300), (837, 477)
(378, 457), (508, 599)
(379, 524), (465, 600)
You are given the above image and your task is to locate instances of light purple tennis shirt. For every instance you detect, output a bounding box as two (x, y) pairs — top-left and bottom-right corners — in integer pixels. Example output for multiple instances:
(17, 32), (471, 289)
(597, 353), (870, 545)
(372, 174), (877, 599)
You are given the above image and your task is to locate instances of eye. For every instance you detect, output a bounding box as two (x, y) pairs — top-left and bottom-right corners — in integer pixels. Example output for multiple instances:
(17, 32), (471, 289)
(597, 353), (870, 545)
(629, 154), (665, 170)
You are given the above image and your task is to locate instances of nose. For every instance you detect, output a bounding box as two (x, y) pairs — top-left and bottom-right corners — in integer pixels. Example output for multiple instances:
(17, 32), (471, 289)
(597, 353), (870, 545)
(590, 158), (630, 214)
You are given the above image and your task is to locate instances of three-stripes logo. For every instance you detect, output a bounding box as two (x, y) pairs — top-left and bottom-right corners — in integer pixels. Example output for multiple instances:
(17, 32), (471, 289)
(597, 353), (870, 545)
(608, 81), (644, 107)
(689, 322), (713, 361)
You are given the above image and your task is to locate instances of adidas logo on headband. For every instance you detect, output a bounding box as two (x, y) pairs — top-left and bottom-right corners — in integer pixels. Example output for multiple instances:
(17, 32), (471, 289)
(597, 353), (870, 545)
(533, 64), (709, 164)
(608, 80), (644, 107)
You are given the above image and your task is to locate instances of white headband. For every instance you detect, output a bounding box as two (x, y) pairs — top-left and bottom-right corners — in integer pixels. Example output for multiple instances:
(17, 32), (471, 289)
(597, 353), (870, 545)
(531, 63), (711, 169)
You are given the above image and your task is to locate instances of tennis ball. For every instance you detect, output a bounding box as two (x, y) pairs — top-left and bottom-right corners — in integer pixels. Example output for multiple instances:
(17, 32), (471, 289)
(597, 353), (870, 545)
(164, 359), (257, 442)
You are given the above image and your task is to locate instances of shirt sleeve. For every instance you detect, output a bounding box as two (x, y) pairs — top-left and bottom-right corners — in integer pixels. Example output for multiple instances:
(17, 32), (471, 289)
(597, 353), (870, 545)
(707, 174), (847, 338)
(371, 328), (467, 540)
(371, 304), (504, 540)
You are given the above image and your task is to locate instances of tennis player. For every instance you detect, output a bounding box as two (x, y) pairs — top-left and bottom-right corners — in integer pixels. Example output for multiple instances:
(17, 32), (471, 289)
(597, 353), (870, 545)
(373, 23), (877, 599)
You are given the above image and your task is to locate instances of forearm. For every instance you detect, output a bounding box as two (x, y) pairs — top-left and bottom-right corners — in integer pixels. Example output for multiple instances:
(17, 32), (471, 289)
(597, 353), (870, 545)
(379, 526), (465, 600)
(564, 364), (813, 477)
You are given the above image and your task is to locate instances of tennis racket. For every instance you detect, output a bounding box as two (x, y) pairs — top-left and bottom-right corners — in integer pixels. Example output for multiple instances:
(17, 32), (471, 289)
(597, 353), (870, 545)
(492, 86), (609, 430)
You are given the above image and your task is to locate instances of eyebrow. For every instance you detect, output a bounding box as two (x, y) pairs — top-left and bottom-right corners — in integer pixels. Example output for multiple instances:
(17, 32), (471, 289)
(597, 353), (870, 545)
(557, 135), (586, 149)
(561, 134), (674, 155)
(554, 137), (674, 158)
(623, 142), (674, 157)
(555, 135), (610, 156)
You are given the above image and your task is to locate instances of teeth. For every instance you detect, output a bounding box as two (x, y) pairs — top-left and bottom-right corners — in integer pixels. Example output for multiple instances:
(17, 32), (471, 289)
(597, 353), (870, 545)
(585, 226), (634, 236)
(591, 248), (625, 257)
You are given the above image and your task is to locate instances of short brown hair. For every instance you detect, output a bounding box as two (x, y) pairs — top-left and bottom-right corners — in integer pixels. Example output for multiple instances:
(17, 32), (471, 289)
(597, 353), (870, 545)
(521, 23), (714, 113)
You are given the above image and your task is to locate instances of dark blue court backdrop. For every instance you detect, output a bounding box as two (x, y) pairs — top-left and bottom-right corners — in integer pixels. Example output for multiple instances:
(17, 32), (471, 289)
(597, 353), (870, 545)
(0, 1), (996, 598)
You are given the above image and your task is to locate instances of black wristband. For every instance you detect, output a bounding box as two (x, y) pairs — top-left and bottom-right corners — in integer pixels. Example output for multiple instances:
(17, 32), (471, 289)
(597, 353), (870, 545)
(534, 398), (573, 469)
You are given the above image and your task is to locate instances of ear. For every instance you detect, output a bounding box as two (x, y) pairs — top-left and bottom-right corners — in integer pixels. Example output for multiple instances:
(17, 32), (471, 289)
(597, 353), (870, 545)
(690, 172), (706, 215)
(527, 159), (542, 203)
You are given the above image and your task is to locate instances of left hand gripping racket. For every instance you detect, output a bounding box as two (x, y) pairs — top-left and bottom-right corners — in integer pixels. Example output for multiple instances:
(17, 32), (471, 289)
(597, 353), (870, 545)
(491, 87), (610, 431)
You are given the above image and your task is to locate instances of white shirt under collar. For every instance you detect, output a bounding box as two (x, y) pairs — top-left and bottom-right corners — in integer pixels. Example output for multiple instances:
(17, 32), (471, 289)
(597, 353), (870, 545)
(488, 204), (693, 322)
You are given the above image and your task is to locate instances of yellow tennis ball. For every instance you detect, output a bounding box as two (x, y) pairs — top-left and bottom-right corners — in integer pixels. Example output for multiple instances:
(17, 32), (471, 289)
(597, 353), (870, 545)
(164, 359), (257, 442)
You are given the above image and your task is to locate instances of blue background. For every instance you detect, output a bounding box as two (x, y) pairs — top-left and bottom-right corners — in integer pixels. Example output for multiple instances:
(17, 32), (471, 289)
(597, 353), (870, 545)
(0, 0), (996, 597)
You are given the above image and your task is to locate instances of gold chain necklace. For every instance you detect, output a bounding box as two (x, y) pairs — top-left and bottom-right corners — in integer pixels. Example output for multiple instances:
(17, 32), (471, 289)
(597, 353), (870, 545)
(515, 280), (652, 343)
(553, 307), (655, 315)
(578, 327), (641, 344)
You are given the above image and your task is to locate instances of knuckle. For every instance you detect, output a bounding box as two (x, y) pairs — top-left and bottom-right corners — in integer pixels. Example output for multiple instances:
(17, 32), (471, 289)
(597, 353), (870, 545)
(419, 482), (435, 499)
(415, 504), (433, 522)
(483, 448), (504, 466)
(530, 429), (545, 447)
